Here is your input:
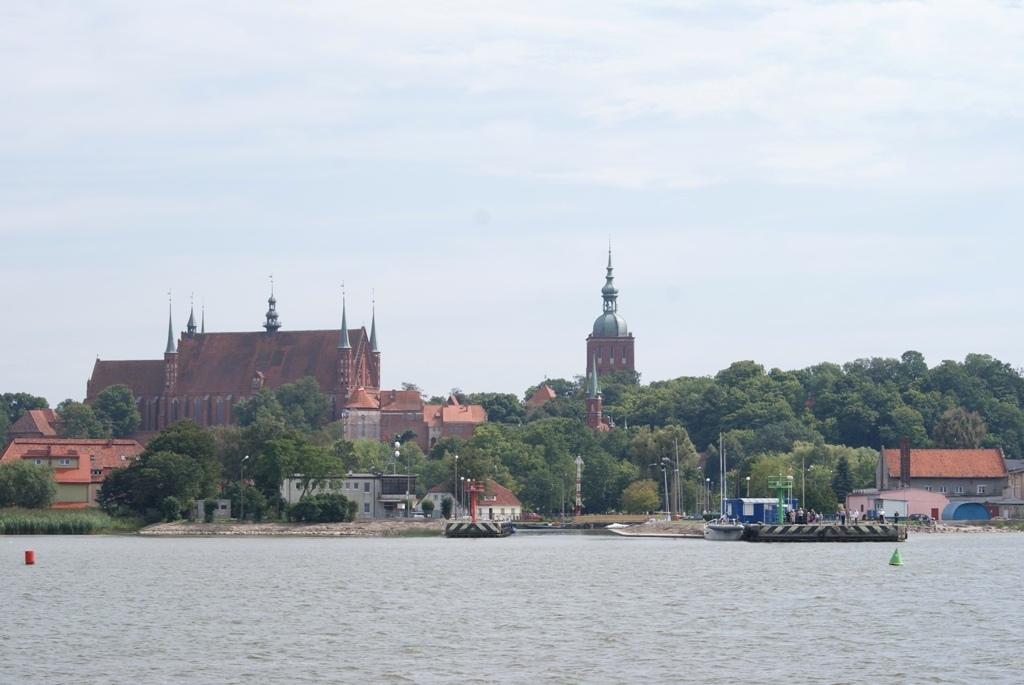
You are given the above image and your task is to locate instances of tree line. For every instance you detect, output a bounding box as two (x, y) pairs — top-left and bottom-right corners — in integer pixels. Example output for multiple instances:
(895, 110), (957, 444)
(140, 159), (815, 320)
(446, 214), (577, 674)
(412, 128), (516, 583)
(4, 351), (1023, 518)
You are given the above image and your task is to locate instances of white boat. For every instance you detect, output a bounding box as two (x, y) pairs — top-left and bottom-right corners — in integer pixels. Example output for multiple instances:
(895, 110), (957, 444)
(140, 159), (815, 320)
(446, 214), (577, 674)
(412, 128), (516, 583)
(703, 435), (745, 541)
(703, 518), (745, 541)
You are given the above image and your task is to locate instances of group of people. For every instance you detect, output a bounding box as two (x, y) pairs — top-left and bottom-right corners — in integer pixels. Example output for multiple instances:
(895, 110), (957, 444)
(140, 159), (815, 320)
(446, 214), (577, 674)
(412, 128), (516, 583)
(786, 507), (825, 524)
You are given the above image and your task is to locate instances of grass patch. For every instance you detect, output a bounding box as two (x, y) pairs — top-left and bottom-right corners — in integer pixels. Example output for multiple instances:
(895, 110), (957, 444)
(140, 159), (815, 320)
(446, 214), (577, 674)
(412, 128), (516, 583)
(0, 508), (143, 535)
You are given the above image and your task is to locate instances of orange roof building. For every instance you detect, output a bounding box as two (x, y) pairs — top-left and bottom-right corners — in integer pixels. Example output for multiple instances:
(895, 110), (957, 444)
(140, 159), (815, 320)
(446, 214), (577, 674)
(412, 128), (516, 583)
(877, 446), (1009, 497)
(0, 438), (145, 508)
(6, 409), (59, 441)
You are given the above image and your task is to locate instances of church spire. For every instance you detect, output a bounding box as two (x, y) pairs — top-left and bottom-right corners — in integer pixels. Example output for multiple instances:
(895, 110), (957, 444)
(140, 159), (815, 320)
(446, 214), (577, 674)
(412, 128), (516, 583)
(369, 295), (379, 353)
(602, 244), (618, 314)
(338, 285), (351, 349)
(263, 274), (281, 332)
(186, 293), (197, 337)
(165, 294), (177, 354)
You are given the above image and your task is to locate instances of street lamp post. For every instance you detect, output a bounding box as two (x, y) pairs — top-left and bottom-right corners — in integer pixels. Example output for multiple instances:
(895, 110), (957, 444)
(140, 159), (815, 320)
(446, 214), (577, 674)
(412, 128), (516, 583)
(801, 453), (806, 508)
(746, 476), (751, 498)
(240, 454), (250, 522)
(395, 441), (407, 518)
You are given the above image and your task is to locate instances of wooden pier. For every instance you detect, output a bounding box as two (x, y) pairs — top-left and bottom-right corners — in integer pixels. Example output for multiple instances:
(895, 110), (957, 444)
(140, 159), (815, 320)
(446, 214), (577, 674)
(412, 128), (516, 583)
(742, 523), (907, 542)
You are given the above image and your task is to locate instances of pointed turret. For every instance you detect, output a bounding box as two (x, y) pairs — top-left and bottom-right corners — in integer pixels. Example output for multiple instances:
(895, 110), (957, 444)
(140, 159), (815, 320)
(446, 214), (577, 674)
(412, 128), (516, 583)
(369, 301), (379, 353)
(165, 300), (177, 354)
(186, 295), (197, 337)
(338, 290), (351, 349)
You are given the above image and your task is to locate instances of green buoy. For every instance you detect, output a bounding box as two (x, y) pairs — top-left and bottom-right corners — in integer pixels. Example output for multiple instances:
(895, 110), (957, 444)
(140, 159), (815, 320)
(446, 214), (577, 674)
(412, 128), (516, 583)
(889, 548), (903, 566)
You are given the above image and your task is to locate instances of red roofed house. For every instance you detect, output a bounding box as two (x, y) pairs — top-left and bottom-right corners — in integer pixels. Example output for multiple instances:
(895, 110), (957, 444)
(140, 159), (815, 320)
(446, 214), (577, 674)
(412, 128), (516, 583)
(876, 438), (1011, 518)
(86, 291), (486, 451)
(474, 479), (522, 521)
(6, 409), (59, 441)
(0, 438), (145, 508)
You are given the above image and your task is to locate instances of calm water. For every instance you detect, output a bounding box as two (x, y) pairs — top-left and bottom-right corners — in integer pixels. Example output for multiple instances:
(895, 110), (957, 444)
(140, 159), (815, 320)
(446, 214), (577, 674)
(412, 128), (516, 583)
(2, 532), (1022, 684)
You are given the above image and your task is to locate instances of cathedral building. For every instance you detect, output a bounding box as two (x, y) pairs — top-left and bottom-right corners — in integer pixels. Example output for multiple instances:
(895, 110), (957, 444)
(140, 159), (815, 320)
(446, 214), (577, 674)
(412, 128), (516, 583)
(86, 289), (485, 451)
(585, 250), (635, 379)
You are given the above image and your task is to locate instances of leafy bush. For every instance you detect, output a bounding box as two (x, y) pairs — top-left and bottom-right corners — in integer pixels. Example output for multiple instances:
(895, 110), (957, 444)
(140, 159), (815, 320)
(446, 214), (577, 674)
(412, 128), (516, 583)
(0, 462), (56, 508)
(289, 493), (355, 523)
(160, 496), (183, 522)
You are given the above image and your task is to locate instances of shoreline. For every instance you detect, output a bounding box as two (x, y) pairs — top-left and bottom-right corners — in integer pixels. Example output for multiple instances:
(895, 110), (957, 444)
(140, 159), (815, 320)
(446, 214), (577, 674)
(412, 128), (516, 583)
(138, 519), (447, 537)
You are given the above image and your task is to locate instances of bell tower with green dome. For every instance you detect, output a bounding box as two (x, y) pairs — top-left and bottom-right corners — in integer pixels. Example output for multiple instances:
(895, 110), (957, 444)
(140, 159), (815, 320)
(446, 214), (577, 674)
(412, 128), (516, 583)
(586, 248), (635, 379)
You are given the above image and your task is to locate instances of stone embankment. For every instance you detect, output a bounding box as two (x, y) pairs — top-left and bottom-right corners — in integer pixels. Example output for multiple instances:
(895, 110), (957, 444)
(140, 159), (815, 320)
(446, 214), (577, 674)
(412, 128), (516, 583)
(140, 519), (446, 537)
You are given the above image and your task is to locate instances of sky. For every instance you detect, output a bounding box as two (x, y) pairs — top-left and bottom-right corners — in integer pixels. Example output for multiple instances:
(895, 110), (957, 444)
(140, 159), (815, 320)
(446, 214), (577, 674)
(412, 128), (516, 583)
(3, 0), (1024, 405)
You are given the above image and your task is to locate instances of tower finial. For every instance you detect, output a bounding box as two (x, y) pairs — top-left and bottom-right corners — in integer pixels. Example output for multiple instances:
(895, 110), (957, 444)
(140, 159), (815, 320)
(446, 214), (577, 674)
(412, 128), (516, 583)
(338, 283), (351, 349)
(165, 291), (177, 354)
(263, 276), (281, 332)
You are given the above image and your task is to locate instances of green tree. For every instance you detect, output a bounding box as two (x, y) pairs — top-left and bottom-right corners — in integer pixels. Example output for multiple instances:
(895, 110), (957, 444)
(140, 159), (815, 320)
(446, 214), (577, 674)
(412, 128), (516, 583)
(933, 407), (987, 448)
(1, 392), (49, 426)
(467, 392), (525, 424)
(146, 420), (219, 488)
(620, 479), (660, 514)
(56, 400), (109, 438)
(0, 461), (56, 508)
(831, 455), (854, 504)
(92, 384), (141, 437)
(275, 377), (332, 431)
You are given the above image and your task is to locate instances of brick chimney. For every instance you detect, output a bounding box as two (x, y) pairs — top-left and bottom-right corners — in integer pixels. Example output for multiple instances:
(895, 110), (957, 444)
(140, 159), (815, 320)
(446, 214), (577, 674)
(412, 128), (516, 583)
(899, 437), (911, 489)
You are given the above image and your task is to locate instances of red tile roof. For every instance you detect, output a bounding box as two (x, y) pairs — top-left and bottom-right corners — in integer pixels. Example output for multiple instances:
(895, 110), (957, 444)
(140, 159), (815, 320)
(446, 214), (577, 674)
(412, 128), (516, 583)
(88, 359), (165, 399)
(347, 387), (379, 410)
(87, 328), (371, 399)
(441, 404), (487, 424)
(380, 390), (424, 412)
(479, 479), (521, 508)
(7, 409), (58, 437)
(882, 448), (1007, 479)
(0, 438), (144, 486)
(526, 384), (556, 409)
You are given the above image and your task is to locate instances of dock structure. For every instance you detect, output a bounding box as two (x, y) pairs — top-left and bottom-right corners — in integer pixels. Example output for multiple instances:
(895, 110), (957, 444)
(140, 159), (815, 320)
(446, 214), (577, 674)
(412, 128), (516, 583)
(444, 478), (515, 538)
(742, 523), (907, 542)
(443, 520), (515, 538)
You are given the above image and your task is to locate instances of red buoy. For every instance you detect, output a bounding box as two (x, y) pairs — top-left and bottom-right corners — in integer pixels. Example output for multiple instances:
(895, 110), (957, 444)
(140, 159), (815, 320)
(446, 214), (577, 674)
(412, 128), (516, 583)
(24, 550), (35, 565)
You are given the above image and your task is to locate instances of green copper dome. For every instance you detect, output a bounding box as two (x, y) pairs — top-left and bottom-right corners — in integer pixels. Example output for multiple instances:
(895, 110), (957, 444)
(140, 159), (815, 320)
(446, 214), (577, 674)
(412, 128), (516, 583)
(593, 312), (629, 338)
